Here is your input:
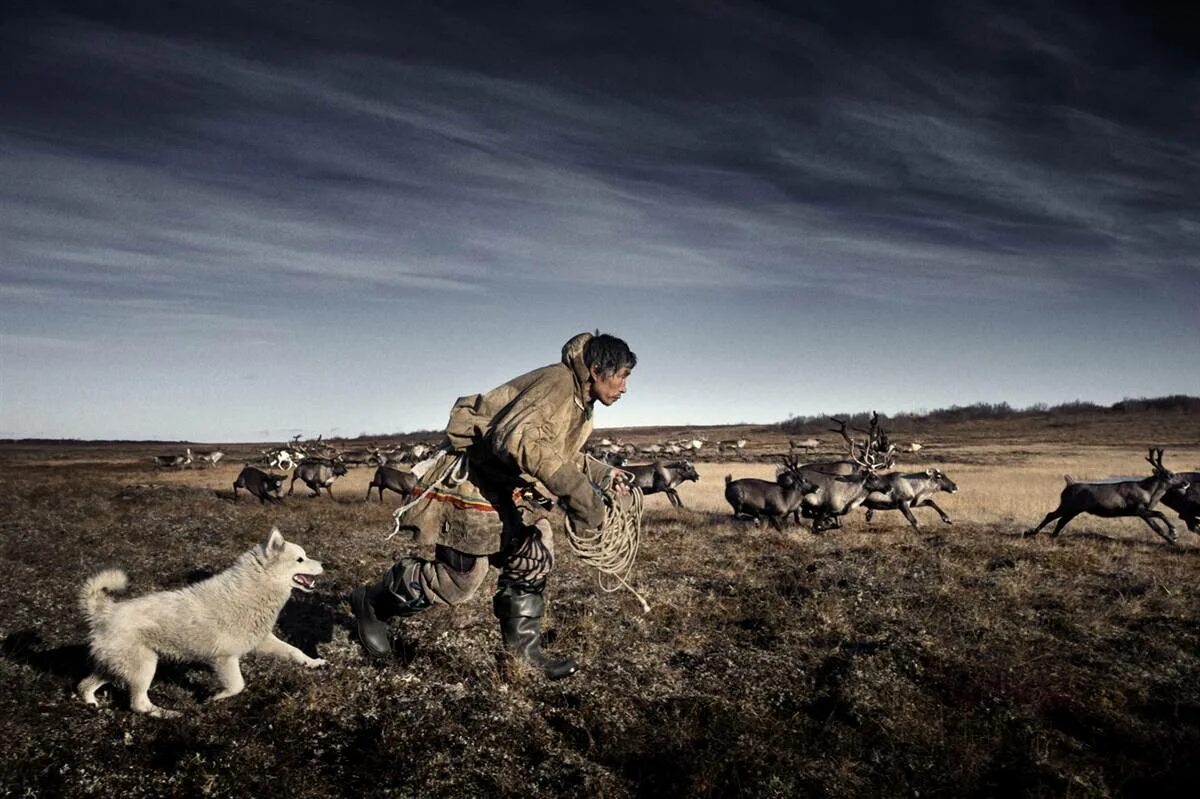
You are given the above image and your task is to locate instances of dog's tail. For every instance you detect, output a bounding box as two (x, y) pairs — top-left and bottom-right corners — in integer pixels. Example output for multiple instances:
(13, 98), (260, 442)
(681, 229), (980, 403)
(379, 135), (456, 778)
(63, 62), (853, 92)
(79, 569), (128, 621)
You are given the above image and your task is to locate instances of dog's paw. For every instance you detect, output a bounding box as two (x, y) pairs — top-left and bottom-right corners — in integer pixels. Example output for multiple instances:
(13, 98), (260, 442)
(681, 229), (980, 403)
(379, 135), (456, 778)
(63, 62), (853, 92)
(304, 658), (328, 669)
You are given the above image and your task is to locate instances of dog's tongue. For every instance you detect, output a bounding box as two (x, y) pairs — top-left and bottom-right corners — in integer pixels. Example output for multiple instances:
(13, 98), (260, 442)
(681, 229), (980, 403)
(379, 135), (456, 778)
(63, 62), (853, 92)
(293, 574), (316, 589)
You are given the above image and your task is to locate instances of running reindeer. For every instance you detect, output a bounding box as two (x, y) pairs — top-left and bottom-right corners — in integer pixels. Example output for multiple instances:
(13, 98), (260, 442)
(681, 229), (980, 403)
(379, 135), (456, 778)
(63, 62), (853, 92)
(1023, 448), (1191, 545)
(789, 414), (895, 533)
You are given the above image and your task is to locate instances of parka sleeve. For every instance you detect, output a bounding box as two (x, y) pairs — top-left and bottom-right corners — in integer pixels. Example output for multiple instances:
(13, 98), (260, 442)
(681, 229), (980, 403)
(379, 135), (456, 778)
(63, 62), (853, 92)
(491, 393), (605, 530)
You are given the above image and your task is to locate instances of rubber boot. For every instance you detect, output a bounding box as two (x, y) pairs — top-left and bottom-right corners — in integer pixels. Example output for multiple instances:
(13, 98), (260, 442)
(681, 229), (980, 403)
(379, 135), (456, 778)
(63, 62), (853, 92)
(493, 586), (578, 680)
(349, 561), (431, 659)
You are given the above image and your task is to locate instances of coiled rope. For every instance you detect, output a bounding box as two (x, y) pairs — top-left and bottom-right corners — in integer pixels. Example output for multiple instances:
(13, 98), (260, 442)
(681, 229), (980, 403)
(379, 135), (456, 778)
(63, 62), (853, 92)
(385, 452), (649, 613)
(563, 486), (650, 613)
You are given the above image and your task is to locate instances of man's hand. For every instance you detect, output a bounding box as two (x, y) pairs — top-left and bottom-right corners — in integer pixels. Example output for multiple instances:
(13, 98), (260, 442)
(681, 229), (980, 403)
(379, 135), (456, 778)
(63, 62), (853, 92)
(544, 463), (606, 530)
(610, 469), (633, 496)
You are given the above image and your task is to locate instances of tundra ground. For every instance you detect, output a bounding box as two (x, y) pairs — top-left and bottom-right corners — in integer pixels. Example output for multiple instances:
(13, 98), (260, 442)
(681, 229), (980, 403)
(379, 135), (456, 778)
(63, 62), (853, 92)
(2, 417), (1199, 798)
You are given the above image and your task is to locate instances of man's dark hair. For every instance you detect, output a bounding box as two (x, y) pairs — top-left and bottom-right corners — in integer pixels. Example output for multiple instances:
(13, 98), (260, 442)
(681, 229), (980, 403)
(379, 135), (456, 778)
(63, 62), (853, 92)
(584, 332), (637, 376)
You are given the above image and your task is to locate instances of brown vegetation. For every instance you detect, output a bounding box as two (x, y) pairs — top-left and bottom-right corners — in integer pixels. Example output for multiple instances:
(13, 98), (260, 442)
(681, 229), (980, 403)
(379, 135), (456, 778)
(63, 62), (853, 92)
(2, 410), (1199, 797)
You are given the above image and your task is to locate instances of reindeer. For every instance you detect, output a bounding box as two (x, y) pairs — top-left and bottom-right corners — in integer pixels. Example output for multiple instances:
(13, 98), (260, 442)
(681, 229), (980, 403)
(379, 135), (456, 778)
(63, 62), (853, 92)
(1161, 472), (1200, 534)
(263, 447), (300, 472)
(193, 450), (224, 469)
(594, 450), (629, 468)
(288, 457), (349, 499)
(153, 448), (192, 469)
(791, 415), (894, 533)
(789, 438), (821, 455)
(725, 467), (819, 531)
(623, 460), (700, 508)
(366, 465), (418, 502)
(1024, 449), (1190, 545)
(233, 466), (285, 504)
(862, 468), (959, 529)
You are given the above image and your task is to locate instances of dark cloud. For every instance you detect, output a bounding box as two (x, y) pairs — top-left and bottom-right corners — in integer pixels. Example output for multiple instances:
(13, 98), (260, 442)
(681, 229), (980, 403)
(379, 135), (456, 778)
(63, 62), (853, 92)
(2, 0), (1197, 438)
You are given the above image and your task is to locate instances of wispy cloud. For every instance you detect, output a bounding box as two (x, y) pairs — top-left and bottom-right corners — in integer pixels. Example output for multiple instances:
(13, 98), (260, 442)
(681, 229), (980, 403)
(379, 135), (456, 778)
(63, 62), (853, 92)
(2, 1), (1197, 438)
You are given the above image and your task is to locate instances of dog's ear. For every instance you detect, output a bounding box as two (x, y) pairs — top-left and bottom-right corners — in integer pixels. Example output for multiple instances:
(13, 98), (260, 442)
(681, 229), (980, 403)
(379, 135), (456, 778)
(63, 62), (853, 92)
(266, 527), (285, 554)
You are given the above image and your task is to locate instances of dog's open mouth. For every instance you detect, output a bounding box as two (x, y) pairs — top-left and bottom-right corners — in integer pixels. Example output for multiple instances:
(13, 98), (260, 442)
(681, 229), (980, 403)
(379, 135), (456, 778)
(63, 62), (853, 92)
(292, 574), (318, 592)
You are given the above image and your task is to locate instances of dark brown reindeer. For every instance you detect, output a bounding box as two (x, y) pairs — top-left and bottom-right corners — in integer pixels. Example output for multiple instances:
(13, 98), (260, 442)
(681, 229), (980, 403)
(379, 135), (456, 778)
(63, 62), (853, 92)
(1023, 448), (1191, 545)
(288, 456), (349, 499)
(233, 465), (285, 504)
(622, 460), (700, 508)
(725, 466), (819, 531)
(1161, 471), (1200, 534)
(365, 465), (418, 502)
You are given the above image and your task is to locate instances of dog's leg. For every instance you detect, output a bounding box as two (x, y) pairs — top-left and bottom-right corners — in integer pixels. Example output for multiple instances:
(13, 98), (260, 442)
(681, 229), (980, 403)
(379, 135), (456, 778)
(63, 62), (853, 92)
(126, 650), (180, 719)
(255, 633), (327, 668)
(209, 656), (245, 702)
(78, 673), (108, 706)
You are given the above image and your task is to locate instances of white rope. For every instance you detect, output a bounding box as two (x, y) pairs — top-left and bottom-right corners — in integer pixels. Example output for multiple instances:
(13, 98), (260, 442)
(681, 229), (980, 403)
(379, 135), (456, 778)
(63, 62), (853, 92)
(563, 486), (650, 613)
(385, 452), (649, 613)
(385, 452), (465, 541)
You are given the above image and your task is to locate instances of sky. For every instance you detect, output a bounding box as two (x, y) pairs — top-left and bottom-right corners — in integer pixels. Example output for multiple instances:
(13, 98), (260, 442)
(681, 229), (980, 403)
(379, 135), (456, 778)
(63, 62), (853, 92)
(2, 0), (1197, 442)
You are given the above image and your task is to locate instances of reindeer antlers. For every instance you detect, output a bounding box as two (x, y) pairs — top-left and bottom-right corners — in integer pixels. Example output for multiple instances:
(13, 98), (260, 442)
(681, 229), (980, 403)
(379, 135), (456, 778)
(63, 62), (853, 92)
(830, 412), (895, 471)
(1145, 447), (1167, 474)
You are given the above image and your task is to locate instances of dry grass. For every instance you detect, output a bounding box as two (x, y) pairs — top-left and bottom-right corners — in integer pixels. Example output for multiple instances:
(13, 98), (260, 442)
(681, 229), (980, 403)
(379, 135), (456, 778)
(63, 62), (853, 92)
(2, 415), (1199, 798)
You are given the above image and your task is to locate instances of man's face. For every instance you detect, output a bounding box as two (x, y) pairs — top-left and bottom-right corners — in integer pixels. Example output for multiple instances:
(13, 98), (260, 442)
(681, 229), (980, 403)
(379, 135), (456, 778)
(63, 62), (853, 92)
(589, 366), (632, 407)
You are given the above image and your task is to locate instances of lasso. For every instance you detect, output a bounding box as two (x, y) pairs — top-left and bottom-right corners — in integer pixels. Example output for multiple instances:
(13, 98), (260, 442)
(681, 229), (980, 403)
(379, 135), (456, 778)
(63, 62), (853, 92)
(563, 485), (650, 613)
(386, 453), (649, 612)
(385, 452), (467, 541)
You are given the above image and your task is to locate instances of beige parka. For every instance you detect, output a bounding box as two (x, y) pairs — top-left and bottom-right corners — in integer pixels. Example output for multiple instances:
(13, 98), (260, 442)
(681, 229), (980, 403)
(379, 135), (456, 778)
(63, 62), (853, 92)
(413, 332), (612, 554)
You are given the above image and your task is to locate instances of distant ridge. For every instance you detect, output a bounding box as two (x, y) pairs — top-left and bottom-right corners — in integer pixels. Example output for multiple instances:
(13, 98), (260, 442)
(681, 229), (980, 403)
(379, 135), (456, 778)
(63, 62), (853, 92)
(776, 395), (1200, 435)
(2, 396), (1196, 445)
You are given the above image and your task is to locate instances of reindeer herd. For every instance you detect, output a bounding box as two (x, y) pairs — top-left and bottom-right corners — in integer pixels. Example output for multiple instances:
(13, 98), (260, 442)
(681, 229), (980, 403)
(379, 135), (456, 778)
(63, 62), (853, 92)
(152, 419), (1199, 546)
(152, 435), (437, 504)
(722, 416), (959, 534)
(608, 414), (1197, 546)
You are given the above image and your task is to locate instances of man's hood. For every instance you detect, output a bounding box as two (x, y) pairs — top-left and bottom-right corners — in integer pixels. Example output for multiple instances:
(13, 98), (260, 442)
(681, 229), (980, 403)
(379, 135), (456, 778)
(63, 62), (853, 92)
(561, 331), (593, 401)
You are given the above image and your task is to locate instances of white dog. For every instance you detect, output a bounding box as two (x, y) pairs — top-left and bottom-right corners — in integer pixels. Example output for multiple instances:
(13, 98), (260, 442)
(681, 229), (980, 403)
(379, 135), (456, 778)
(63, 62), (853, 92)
(77, 527), (326, 718)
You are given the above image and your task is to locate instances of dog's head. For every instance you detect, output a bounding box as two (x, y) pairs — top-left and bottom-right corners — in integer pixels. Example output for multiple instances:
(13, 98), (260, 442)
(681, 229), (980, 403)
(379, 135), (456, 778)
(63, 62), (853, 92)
(261, 527), (323, 593)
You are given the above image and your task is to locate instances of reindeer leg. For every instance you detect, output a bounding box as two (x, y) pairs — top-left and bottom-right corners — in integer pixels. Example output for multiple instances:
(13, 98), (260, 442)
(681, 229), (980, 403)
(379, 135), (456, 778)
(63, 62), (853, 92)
(1139, 510), (1178, 545)
(1049, 512), (1079, 538)
(1024, 508), (1062, 537)
(897, 503), (921, 530)
(918, 498), (953, 524)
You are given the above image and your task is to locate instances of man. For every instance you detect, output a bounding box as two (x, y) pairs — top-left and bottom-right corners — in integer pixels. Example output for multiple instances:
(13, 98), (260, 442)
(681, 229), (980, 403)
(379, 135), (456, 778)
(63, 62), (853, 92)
(350, 331), (636, 680)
